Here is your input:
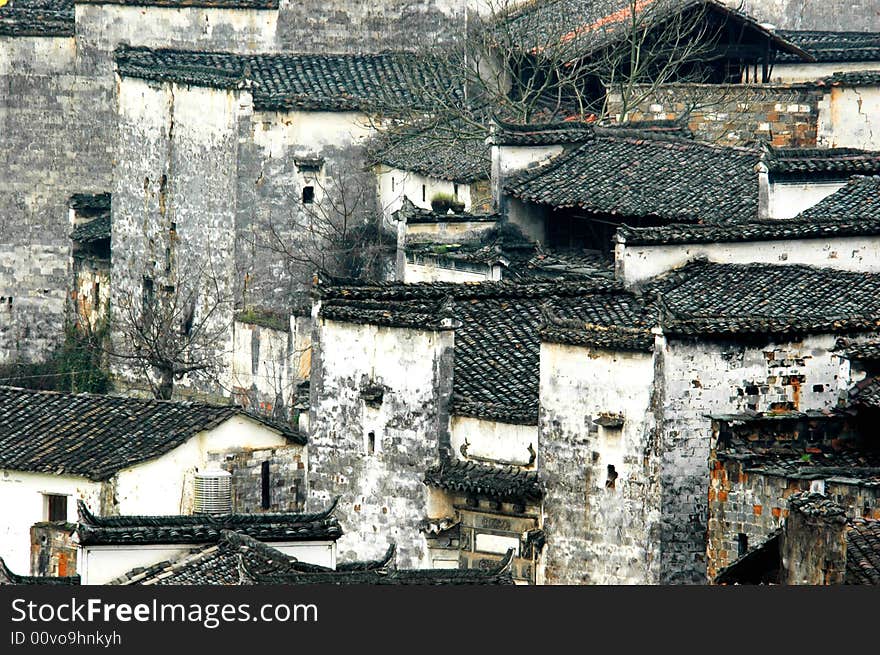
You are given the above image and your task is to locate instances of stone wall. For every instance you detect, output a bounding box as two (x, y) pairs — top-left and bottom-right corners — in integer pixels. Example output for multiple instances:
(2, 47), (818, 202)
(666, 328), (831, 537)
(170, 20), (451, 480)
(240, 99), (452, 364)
(608, 84), (824, 147)
(307, 316), (454, 567)
(207, 444), (307, 513)
(539, 341), (662, 585)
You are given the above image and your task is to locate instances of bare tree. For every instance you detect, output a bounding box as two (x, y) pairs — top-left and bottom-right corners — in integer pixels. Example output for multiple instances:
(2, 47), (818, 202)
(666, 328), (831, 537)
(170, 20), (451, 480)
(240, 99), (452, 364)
(372, 0), (754, 147)
(105, 260), (233, 400)
(256, 166), (397, 289)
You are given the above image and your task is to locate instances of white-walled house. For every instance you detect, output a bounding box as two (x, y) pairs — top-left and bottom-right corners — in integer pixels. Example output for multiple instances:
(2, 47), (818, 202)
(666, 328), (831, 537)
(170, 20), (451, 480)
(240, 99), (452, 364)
(0, 386), (306, 576)
(768, 31), (880, 84)
(76, 500), (341, 585)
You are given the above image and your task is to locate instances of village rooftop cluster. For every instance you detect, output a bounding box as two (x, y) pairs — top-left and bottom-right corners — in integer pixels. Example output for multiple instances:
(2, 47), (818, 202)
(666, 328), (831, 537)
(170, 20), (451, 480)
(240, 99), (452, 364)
(0, 0), (879, 586)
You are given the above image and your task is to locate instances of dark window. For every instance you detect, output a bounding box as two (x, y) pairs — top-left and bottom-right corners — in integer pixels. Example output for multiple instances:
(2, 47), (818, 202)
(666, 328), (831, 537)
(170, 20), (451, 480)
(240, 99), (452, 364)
(93, 282), (100, 308)
(302, 186), (315, 204)
(165, 246), (172, 273)
(453, 183), (459, 197)
(261, 461), (271, 510)
(605, 465), (618, 490)
(421, 185), (426, 202)
(737, 533), (749, 557)
(367, 431), (376, 455)
(391, 177), (395, 192)
(142, 277), (154, 325)
(46, 495), (67, 522)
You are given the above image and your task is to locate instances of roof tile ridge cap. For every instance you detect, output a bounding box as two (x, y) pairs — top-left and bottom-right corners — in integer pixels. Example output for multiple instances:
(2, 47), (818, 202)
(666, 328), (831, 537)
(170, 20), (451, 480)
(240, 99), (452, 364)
(505, 141), (583, 185)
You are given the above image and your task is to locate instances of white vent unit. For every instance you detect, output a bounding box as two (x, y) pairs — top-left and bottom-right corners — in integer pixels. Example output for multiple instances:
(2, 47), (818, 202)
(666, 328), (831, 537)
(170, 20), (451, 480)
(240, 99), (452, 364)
(193, 470), (232, 515)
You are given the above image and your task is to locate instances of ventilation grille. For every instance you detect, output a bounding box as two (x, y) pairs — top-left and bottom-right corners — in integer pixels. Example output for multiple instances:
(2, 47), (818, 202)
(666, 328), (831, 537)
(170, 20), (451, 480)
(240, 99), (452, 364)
(193, 470), (232, 515)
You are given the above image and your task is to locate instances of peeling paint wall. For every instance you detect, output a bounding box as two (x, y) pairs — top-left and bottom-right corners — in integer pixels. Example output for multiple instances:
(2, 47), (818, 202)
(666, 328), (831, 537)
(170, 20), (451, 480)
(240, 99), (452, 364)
(539, 341), (661, 584)
(658, 334), (849, 583)
(818, 85), (880, 149)
(377, 166), (482, 224)
(111, 78), (243, 397)
(307, 318), (452, 567)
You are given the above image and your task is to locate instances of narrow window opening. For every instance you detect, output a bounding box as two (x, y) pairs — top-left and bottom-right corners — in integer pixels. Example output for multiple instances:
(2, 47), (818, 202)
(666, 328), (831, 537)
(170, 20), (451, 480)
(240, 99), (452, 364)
(93, 282), (100, 308)
(453, 183), (459, 198)
(737, 533), (749, 557)
(165, 246), (172, 273)
(391, 177), (395, 192)
(142, 276), (154, 325)
(605, 464), (618, 490)
(367, 431), (376, 455)
(421, 185), (426, 202)
(46, 494), (67, 522)
(261, 460), (270, 510)
(302, 186), (315, 204)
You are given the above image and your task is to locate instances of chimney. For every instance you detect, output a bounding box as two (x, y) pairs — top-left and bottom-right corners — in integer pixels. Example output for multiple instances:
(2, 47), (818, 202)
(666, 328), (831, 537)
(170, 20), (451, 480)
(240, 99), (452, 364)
(780, 492), (848, 585)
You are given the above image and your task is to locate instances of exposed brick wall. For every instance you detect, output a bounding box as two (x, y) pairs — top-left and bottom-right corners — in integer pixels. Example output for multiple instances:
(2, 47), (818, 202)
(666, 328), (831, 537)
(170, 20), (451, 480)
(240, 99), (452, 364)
(608, 84), (824, 147)
(208, 445), (306, 513)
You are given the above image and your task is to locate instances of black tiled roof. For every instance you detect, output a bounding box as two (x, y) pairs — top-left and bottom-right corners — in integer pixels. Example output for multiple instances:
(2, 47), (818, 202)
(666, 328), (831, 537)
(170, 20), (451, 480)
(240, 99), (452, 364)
(491, 119), (597, 146)
(498, 0), (811, 62)
(424, 459), (543, 503)
(822, 70), (880, 86)
(767, 147), (880, 179)
(319, 278), (646, 425)
(77, 500), (342, 546)
(69, 192), (111, 211)
(115, 46), (456, 112)
(0, 386), (305, 481)
(70, 214), (111, 243)
(796, 176), (880, 221)
(647, 260), (880, 337)
(724, 449), (880, 485)
(849, 377), (880, 410)
(843, 339), (880, 361)
(846, 519), (880, 585)
(369, 122), (490, 183)
(616, 216), (880, 247)
(113, 531), (347, 585)
(0, 557), (80, 585)
(241, 549), (515, 585)
(0, 0), (73, 37)
(504, 132), (759, 223)
(776, 31), (880, 64)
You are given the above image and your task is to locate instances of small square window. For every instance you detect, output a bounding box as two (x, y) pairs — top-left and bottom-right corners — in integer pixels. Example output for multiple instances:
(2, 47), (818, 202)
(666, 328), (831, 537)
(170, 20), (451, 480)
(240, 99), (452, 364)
(302, 186), (315, 204)
(45, 494), (68, 522)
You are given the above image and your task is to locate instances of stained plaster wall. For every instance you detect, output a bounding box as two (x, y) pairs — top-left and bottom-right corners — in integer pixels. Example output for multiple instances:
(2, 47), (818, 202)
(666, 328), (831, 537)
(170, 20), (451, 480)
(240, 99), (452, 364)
(658, 333), (848, 583)
(207, 443), (307, 513)
(0, 4), (281, 364)
(449, 415), (537, 467)
(817, 85), (880, 150)
(111, 77), (243, 397)
(231, 315), (311, 420)
(307, 317), (452, 567)
(539, 341), (662, 584)
(0, 36), (107, 362)
(616, 234), (880, 286)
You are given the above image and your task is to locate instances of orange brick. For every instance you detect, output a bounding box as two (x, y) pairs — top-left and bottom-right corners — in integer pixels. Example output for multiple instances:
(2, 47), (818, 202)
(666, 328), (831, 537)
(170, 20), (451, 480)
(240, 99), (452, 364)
(708, 489), (716, 502)
(771, 507), (782, 518)
(718, 491), (729, 502)
(753, 505), (763, 516)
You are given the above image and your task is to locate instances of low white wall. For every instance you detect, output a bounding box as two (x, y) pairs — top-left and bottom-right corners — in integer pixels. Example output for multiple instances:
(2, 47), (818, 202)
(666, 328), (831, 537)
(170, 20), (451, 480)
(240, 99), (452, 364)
(769, 180), (846, 219)
(618, 234), (880, 285)
(449, 416), (538, 467)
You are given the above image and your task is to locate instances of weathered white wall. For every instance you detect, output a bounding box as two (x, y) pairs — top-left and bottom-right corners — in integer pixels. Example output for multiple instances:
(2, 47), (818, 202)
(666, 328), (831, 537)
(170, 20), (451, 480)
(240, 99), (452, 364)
(80, 540), (334, 585)
(0, 470), (101, 575)
(768, 180), (846, 219)
(252, 110), (372, 158)
(769, 62), (880, 84)
(450, 416), (537, 467)
(818, 86), (880, 149)
(406, 220), (497, 240)
(404, 260), (495, 283)
(617, 234), (880, 285)
(308, 318), (451, 567)
(377, 166), (474, 223)
(539, 341), (661, 584)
